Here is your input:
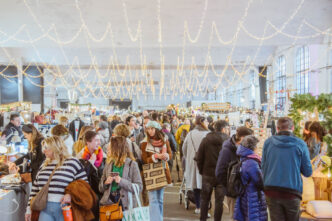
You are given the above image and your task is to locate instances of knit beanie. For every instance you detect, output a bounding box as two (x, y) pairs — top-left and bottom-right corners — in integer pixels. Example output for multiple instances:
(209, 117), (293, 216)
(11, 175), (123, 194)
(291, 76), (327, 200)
(146, 121), (162, 130)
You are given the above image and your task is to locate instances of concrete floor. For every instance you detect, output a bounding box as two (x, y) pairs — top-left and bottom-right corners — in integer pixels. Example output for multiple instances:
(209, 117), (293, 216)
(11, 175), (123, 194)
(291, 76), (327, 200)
(163, 157), (232, 221)
(163, 183), (233, 221)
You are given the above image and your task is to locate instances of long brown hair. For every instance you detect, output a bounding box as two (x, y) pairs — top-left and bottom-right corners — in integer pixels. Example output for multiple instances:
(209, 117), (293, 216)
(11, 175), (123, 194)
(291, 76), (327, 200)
(73, 126), (94, 155)
(303, 121), (312, 143)
(106, 136), (134, 166)
(22, 124), (44, 151)
(309, 121), (327, 142)
(146, 128), (165, 144)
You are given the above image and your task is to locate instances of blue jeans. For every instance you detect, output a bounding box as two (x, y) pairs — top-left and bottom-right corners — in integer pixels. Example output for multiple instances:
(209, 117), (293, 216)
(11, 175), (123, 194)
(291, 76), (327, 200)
(39, 202), (64, 221)
(148, 188), (164, 221)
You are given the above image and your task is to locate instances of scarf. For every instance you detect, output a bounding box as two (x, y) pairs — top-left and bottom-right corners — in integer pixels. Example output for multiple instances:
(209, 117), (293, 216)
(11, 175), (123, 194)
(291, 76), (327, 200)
(150, 139), (164, 148)
(82, 146), (103, 168)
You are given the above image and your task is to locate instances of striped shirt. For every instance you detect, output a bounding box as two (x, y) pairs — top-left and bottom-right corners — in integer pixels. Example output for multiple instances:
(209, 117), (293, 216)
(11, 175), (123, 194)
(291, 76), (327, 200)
(28, 158), (88, 206)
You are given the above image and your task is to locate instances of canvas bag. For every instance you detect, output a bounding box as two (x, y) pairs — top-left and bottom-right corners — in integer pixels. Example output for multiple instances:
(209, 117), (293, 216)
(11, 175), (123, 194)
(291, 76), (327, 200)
(123, 183), (150, 221)
(142, 161), (168, 191)
(30, 168), (57, 211)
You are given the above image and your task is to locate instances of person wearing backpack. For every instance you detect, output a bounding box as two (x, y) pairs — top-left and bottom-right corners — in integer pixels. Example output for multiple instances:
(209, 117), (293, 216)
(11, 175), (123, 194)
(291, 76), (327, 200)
(215, 126), (253, 219)
(196, 120), (229, 221)
(234, 135), (268, 221)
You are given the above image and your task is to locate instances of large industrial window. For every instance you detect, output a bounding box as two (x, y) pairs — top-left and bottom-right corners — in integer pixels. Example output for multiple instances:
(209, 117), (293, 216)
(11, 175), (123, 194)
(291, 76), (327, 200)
(276, 56), (286, 110)
(296, 46), (310, 94)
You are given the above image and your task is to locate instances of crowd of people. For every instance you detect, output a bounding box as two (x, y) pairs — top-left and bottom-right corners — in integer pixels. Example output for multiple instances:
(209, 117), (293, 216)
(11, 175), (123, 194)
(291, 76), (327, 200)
(0, 111), (329, 221)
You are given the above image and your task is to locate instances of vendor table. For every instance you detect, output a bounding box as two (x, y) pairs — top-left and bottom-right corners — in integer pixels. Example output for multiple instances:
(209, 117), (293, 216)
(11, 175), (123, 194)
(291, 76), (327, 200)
(0, 183), (30, 221)
(300, 212), (332, 221)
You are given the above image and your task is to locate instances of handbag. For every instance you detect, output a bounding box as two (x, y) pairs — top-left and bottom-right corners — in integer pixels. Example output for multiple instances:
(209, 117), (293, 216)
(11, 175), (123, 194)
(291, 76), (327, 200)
(99, 198), (123, 221)
(20, 173), (32, 183)
(30, 168), (57, 211)
(142, 161), (168, 191)
(123, 184), (150, 221)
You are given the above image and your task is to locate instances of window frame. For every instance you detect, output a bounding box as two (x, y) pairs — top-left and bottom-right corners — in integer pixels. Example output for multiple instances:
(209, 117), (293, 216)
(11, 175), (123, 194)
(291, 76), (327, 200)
(296, 46), (310, 94)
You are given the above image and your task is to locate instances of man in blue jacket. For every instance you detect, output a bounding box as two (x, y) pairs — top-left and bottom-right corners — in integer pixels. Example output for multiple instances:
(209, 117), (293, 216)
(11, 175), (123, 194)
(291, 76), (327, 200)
(262, 117), (312, 221)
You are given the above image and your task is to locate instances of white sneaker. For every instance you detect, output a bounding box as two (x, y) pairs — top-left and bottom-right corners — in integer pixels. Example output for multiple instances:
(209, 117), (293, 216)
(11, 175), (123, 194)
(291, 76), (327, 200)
(194, 208), (200, 214)
(207, 213), (211, 218)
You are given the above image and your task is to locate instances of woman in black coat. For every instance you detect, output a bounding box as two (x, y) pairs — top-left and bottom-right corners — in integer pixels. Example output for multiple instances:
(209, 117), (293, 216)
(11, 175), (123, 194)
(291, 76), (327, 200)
(15, 124), (45, 183)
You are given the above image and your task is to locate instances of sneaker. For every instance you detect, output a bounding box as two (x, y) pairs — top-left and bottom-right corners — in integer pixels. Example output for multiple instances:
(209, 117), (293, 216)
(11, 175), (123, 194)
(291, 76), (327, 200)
(194, 208), (200, 214)
(207, 213), (211, 218)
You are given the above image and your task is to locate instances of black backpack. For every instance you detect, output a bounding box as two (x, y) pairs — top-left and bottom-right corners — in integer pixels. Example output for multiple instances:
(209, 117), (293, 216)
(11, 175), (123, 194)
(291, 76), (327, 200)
(226, 158), (249, 197)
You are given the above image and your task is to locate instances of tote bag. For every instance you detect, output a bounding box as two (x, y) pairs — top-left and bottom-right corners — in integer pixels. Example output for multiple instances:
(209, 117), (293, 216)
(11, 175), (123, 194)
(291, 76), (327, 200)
(123, 184), (150, 221)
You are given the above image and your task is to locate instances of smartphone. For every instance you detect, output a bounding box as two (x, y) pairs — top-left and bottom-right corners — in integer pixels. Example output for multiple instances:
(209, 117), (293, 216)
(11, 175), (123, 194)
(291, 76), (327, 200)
(110, 172), (119, 177)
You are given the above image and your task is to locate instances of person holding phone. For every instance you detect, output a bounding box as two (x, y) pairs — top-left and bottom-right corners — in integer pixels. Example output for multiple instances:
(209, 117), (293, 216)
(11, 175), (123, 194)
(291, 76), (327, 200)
(99, 136), (142, 211)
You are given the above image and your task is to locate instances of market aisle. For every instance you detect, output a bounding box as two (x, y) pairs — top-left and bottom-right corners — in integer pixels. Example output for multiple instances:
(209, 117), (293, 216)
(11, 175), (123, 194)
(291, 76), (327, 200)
(163, 157), (233, 221)
(163, 183), (233, 221)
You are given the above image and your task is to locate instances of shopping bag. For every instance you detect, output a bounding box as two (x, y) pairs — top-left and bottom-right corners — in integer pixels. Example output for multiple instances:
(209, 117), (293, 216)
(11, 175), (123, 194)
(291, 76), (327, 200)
(123, 184), (150, 221)
(142, 161), (167, 191)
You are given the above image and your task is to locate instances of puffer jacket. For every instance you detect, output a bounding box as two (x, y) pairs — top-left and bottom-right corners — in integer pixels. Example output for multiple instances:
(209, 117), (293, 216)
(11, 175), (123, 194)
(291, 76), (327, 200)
(234, 145), (267, 221)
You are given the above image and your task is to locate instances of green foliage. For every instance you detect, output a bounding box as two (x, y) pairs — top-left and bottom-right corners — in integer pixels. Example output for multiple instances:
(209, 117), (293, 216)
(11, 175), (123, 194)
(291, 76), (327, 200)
(288, 93), (332, 157)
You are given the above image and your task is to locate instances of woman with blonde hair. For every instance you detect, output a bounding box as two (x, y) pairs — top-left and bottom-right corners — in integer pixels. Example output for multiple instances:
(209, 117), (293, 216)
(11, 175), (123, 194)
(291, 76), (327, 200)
(15, 124), (45, 183)
(73, 125), (94, 156)
(99, 136), (142, 211)
(25, 136), (87, 221)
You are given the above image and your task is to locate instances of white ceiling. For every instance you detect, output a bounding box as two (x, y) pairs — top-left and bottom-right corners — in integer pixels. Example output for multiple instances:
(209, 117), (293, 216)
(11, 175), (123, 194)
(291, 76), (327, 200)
(0, 0), (330, 66)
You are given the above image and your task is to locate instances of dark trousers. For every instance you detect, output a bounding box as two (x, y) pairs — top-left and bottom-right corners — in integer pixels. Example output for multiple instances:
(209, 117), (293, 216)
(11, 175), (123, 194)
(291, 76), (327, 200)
(266, 196), (301, 221)
(200, 175), (225, 221)
(193, 189), (201, 208)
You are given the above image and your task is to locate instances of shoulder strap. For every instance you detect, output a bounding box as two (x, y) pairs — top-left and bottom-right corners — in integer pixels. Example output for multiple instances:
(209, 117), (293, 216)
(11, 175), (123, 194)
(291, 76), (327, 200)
(46, 167), (57, 185)
(131, 142), (138, 158)
(189, 132), (197, 152)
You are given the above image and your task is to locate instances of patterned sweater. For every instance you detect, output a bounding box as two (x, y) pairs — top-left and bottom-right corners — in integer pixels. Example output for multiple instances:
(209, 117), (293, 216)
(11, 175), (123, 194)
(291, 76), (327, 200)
(27, 158), (87, 212)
